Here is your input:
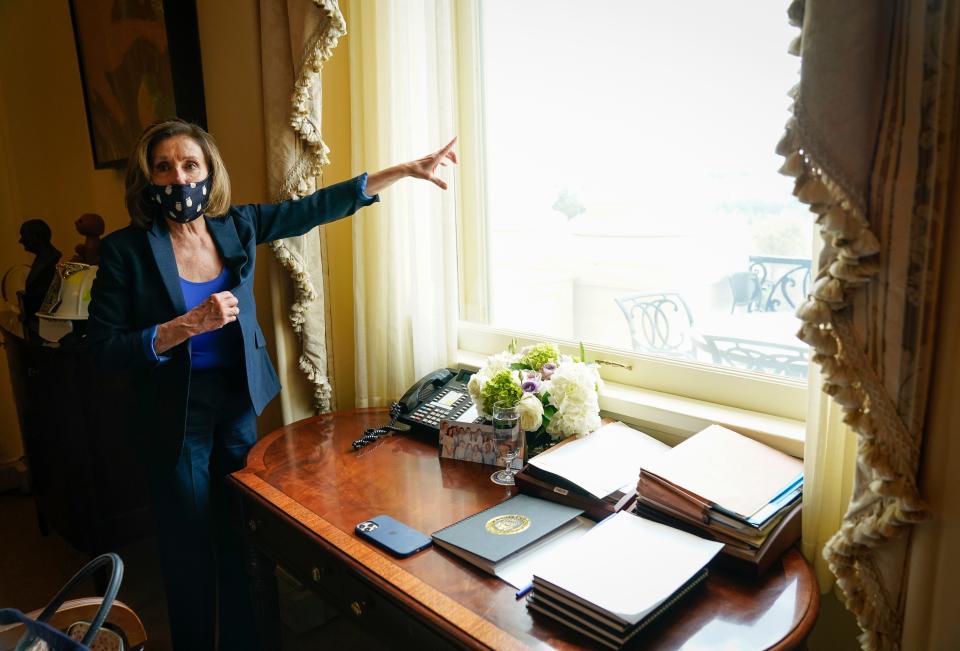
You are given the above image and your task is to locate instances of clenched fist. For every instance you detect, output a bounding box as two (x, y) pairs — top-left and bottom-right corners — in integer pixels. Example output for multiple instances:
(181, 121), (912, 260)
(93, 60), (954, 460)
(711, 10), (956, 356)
(153, 290), (240, 355)
(191, 291), (239, 333)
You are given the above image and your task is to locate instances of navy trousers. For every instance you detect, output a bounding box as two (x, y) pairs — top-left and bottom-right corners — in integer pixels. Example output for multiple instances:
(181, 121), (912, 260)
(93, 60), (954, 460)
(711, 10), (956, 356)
(149, 368), (259, 651)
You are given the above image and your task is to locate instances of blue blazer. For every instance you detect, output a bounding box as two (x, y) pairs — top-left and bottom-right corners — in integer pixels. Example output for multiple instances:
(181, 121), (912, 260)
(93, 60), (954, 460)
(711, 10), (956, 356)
(87, 175), (377, 468)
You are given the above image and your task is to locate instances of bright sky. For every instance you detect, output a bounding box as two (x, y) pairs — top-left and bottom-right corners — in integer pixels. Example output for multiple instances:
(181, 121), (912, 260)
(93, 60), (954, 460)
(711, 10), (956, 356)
(481, 0), (803, 231)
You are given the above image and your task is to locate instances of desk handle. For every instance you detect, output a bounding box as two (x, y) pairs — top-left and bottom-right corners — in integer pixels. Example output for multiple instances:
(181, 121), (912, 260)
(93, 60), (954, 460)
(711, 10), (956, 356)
(248, 518), (261, 532)
(350, 600), (367, 617)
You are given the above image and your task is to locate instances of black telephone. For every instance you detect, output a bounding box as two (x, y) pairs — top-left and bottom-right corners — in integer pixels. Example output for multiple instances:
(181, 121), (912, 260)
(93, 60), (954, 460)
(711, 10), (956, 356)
(395, 368), (483, 433)
(352, 368), (482, 450)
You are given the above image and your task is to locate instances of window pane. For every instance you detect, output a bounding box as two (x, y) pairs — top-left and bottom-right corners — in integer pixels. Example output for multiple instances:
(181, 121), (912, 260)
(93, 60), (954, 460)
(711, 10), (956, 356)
(476, 0), (811, 380)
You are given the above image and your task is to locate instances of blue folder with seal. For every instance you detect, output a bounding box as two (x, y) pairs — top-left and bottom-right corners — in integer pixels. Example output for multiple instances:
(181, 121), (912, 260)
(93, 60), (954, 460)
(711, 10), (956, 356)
(431, 494), (583, 576)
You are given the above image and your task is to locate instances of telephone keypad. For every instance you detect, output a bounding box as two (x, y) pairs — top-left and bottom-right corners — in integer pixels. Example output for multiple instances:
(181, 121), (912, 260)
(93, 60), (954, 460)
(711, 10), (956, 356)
(407, 385), (481, 428)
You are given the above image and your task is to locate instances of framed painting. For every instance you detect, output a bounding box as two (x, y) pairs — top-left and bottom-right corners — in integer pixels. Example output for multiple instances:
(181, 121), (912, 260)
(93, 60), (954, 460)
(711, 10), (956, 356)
(69, 0), (207, 169)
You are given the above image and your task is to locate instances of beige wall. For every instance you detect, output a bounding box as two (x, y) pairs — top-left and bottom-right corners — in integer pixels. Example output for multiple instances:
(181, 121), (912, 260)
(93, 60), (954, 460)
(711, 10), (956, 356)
(0, 1), (128, 464)
(320, 0), (357, 412)
(0, 57), (26, 465)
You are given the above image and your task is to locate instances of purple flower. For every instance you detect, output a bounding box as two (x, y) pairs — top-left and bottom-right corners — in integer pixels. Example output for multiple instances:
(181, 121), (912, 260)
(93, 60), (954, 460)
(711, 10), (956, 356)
(541, 362), (557, 379)
(521, 369), (540, 381)
(521, 379), (542, 394)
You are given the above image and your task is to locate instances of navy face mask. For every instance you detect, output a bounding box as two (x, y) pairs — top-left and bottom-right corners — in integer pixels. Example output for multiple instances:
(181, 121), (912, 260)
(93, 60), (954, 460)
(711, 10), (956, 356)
(148, 177), (210, 224)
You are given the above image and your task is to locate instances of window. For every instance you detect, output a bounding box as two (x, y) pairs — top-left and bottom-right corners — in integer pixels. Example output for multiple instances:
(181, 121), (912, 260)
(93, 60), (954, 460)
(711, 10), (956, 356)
(455, 0), (810, 424)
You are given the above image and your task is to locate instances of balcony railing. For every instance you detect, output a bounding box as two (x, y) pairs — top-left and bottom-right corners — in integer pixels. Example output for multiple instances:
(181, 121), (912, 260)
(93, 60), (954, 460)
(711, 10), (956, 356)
(746, 255), (811, 313)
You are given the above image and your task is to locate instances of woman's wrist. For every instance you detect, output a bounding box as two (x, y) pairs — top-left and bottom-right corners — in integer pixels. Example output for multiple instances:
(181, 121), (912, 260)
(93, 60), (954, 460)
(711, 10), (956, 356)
(365, 163), (411, 196)
(155, 313), (200, 354)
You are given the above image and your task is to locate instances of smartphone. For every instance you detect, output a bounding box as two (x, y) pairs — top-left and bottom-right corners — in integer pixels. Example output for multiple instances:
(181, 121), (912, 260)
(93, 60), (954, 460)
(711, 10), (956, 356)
(355, 515), (432, 557)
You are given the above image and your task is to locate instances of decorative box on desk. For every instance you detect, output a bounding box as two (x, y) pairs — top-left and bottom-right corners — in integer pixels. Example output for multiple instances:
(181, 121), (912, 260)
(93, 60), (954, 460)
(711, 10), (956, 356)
(1, 325), (153, 555)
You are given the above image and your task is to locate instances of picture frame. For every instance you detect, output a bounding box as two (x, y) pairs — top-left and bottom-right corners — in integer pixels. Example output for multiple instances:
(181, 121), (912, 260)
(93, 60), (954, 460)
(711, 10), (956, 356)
(69, 0), (207, 169)
(439, 420), (518, 469)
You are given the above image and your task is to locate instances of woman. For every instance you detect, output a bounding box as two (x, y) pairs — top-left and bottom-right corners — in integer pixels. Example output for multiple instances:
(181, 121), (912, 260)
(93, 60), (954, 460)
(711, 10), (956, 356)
(87, 119), (456, 651)
(481, 439), (497, 466)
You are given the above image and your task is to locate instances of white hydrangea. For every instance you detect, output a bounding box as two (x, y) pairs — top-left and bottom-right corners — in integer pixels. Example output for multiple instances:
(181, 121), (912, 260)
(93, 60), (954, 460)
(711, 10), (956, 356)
(545, 361), (603, 438)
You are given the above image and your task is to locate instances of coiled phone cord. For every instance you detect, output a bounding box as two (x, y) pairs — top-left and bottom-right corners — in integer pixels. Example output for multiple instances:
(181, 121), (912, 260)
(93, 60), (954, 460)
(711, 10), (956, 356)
(352, 402), (410, 449)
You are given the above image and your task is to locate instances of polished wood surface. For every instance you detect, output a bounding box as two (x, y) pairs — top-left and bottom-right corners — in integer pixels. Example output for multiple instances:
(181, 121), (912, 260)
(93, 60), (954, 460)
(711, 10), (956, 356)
(230, 409), (819, 650)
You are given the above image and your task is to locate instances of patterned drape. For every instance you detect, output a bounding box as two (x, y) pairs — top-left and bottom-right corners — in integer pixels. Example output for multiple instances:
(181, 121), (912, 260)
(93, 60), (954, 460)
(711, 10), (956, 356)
(259, 0), (346, 419)
(782, 0), (959, 648)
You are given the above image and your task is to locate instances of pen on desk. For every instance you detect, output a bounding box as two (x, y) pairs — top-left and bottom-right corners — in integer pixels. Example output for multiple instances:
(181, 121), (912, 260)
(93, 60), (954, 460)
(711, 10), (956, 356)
(515, 583), (533, 599)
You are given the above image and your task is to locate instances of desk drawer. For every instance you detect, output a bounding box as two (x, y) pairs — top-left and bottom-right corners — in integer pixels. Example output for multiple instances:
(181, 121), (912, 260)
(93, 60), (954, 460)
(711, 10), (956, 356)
(241, 498), (457, 650)
(242, 499), (342, 601)
(336, 568), (456, 650)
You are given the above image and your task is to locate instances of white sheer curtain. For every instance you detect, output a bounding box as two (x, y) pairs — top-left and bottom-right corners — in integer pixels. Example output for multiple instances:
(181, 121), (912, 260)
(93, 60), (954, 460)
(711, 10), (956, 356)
(802, 363), (857, 591)
(349, 1), (459, 407)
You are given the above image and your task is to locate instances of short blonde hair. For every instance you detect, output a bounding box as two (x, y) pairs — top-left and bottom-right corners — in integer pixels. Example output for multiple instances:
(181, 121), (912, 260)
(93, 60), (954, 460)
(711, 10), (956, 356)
(125, 120), (232, 228)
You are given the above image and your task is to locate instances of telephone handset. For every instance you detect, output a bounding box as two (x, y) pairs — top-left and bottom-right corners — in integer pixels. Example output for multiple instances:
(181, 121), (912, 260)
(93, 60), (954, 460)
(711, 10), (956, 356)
(396, 368), (482, 433)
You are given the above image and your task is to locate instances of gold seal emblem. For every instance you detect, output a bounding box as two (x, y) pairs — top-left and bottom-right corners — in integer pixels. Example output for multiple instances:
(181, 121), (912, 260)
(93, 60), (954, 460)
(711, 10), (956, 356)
(485, 514), (531, 535)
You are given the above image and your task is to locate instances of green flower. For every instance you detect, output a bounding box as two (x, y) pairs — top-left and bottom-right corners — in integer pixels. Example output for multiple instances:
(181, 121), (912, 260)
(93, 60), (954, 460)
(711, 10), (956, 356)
(519, 343), (559, 371)
(480, 370), (523, 415)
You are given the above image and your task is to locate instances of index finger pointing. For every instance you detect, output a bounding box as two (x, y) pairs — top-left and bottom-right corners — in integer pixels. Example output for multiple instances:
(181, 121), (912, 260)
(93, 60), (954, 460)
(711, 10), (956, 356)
(438, 136), (457, 156)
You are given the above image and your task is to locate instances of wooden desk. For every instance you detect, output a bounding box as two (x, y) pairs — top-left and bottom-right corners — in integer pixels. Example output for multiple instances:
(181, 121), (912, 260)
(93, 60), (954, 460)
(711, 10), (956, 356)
(229, 409), (819, 650)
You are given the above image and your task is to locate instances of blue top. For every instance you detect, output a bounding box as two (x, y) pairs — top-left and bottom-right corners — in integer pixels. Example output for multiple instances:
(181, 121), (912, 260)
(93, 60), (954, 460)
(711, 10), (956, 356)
(178, 267), (242, 369)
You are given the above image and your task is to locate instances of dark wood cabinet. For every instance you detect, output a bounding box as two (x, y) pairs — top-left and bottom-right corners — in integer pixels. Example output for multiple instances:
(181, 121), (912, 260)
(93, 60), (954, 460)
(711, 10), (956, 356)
(2, 326), (153, 555)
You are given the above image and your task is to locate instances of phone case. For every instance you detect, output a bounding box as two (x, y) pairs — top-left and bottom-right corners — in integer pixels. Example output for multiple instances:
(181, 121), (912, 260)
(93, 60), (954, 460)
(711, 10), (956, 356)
(355, 515), (432, 557)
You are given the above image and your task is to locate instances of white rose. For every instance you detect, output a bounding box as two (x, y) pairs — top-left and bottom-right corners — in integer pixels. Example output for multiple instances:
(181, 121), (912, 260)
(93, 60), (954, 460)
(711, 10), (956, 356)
(518, 394), (544, 432)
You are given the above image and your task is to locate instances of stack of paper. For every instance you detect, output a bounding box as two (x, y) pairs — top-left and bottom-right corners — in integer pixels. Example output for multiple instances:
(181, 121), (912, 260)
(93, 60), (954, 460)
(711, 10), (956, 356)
(517, 421), (670, 520)
(527, 511), (723, 649)
(635, 424), (803, 574)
